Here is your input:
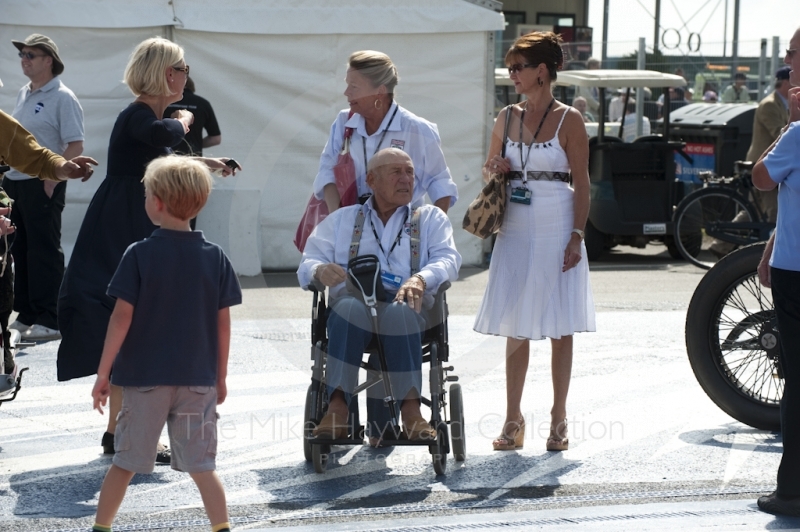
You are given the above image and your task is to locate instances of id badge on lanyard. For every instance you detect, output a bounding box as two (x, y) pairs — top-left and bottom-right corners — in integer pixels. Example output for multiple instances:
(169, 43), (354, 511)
(510, 185), (532, 205)
(381, 270), (403, 290)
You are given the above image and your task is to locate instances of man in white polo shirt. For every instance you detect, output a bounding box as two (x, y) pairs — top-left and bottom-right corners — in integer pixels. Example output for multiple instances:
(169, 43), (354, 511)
(3, 34), (84, 341)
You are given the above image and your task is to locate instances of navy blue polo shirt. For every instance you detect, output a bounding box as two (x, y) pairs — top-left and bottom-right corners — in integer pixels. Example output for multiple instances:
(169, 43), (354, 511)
(107, 229), (242, 386)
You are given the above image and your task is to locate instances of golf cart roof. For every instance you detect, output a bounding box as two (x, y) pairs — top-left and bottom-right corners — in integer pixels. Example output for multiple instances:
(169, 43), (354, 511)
(554, 69), (686, 89)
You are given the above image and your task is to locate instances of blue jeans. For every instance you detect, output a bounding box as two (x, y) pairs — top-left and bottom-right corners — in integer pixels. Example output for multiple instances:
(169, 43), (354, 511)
(326, 296), (425, 437)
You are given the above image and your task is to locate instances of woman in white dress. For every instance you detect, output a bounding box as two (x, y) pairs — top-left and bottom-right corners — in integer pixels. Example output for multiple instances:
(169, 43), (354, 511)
(474, 31), (595, 452)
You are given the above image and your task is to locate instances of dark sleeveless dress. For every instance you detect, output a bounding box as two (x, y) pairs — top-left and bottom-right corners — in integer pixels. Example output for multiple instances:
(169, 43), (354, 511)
(56, 102), (184, 381)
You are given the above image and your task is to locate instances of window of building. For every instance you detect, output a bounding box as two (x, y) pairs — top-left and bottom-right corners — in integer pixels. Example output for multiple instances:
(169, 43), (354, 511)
(537, 13), (575, 27)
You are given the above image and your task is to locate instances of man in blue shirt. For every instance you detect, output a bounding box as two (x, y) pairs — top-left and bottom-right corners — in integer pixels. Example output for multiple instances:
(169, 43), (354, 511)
(752, 27), (800, 518)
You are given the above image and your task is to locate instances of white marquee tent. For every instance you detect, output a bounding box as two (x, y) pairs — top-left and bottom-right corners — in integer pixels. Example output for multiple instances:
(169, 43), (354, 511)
(0, 0), (504, 274)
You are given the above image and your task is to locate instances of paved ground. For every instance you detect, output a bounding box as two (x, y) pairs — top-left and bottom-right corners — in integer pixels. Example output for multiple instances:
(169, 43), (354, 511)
(1, 244), (797, 531)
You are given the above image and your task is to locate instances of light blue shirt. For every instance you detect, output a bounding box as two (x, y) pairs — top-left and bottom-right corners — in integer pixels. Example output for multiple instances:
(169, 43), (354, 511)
(297, 199), (461, 307)
(763, 122), (800, 271)
(313, 102), (458, 208)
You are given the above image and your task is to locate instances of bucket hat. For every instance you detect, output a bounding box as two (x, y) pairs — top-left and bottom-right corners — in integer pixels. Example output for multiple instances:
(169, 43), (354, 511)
(12, 34), (64, 76)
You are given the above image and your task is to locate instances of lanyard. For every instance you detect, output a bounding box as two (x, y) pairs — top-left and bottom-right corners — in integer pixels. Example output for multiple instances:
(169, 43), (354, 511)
(368, 209), (408, 264)
(361, 105), (400, 171)
(518, 98), (555, 180)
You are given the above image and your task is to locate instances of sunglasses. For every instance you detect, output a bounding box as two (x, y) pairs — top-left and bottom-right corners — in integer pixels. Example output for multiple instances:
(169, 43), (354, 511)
(172, 64), (190, 75)
(18, 51), (47, 60)
(507, 63), (536, 74)
(786, 48), (798, 59)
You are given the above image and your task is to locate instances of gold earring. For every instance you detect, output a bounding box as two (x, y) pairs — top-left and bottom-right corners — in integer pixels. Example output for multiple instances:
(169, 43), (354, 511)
(374, 99), (382, 110)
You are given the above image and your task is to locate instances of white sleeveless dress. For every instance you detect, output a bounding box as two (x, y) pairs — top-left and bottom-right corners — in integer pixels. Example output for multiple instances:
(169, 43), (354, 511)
(473, 109), (596, 340)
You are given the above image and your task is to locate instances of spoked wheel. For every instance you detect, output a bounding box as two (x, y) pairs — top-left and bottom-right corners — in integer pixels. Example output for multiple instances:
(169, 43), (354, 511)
(674, 189), (758, 269)
(449, 383), (466, 462)
(685, 243), (781, 430)
(431, 422), (449, 476)
(312, 443), (330, 473)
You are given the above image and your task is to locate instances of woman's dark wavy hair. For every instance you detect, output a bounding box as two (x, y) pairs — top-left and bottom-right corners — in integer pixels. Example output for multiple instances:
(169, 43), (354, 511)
(505, 31), (564, 81)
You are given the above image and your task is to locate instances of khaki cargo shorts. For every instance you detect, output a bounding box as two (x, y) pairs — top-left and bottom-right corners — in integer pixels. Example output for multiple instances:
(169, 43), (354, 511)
(113, 385), (218, 474)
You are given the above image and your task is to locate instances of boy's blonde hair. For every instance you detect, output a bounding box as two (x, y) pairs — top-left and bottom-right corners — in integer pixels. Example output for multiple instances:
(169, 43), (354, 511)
(142, 156), (212, 221)
(124, 37), (184, 97)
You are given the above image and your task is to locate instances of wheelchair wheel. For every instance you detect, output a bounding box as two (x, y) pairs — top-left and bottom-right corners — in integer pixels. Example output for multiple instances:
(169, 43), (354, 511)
(432, 421), (448, 476)
(303, 384), (315, 462)
(312, 443), (329, 473)
(673, 188), (758, 269)
(449, 383), (466, 462)
(685, 243), (781, 430)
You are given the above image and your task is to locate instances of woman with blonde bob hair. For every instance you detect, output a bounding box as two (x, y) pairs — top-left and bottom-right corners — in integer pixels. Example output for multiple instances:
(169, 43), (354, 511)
(57, 37), (239, 463)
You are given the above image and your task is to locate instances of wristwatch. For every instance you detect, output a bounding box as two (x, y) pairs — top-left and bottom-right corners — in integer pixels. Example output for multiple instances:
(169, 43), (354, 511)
(571, 228), (585, 240)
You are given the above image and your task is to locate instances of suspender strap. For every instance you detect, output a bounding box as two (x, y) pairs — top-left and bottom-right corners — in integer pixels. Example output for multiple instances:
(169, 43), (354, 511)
(349, 205), (421, 275)
(410, 207), (421, 275)
(349, 207), (366, 261)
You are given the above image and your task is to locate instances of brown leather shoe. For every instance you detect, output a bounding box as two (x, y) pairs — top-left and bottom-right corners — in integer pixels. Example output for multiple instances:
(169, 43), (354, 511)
(312, 412), (349, 439)
(403, 414), (436, 441)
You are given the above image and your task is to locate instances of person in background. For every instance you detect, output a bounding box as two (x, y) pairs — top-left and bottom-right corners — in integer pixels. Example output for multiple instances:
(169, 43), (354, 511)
(572, 96), (594, 123)
(746, 65), (791, 222)
(4, 34), (85, 342)
(163, 76), (221, 156)
(608, 88), (627, 122)
(575, 57), (601, 118)
(721, 72), (751, 103)
(0, 100), (97, 374)
(621, 99), (651, 142)
(704, 90), (719, 103)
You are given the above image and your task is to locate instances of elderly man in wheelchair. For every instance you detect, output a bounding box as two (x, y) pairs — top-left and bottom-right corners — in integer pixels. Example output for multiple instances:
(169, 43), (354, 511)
(297, 148), (461, 448)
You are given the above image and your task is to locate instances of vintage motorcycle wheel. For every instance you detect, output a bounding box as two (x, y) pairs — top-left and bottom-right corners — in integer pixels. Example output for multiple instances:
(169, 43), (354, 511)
(685, 243), (782, 430)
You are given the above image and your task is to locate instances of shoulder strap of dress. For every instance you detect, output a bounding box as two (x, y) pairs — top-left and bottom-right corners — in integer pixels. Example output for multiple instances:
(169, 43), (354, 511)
(554, 107), (570, 136)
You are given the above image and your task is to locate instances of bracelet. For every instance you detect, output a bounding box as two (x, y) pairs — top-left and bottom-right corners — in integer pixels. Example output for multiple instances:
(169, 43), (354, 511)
(412, 273), (427, 292)
(571, 228), (585, 240)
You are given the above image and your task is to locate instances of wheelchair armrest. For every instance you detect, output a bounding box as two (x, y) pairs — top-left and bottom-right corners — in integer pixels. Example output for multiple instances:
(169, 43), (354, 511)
(433, 281), (451, 297)
(429, 281), (451, 312)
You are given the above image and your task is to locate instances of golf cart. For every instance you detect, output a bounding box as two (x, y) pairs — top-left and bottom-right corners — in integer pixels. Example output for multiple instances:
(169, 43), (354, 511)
(552, 69), (691, 260)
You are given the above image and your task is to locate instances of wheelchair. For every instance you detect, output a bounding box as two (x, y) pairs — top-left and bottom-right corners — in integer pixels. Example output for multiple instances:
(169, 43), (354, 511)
(303, 255), (465, 475)
(0, 330), (30, 407)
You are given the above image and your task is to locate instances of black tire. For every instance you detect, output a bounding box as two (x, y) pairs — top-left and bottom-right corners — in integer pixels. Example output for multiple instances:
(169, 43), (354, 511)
(303, 384), (315, 462)
(585, 221), (606, 261)
(312, 443), (329, 473)
(432, 422), (448, 476)
(685, 243), (781, 430)
(449, 384), (466, 462)
(665, 234), (695, 260)
(673, 188), (758, 270)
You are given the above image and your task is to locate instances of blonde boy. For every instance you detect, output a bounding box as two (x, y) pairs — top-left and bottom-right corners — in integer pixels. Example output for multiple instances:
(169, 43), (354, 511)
(91, 156), (241, 532)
